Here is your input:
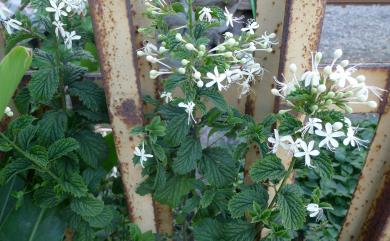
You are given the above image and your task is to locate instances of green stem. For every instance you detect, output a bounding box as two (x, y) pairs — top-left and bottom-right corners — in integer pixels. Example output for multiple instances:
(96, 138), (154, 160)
(187, 0), (193, 37)
(28, 208), (46, 241)
(0, 132), (62, 183)
(53, 27), (67, 111)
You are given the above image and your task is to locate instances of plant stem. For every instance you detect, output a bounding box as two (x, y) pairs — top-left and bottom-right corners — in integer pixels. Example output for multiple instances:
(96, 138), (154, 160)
(0, 132), (62, 183)
(53, 28), (67, 111)
(187, 0), (193, 37)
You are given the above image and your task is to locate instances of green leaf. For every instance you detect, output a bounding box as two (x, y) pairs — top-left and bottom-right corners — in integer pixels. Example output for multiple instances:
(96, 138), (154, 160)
(200, 190), (215, 208)
(68, 81), (106, 111)
(27, 145), (49, 168)
(312, 152), (334, 179)
(154, 176), (194, 207)
(102, 133), (118, 171)
(277, 184), (306, 230)
(154, 162), (167, 189)
(0, 46), (32, 120)
(224, 220), (257, 241)
(61, 172), (89, 198)
(0, 196), (66, 241)
(36, 111), (68, 145)
(201, 90), (230, 112)
(172, 136), (202, 174)
(33, 184), (61, 208)
(28, 67), (58, 102)
(249, 155), (286, 183)
(194, 218), (224, 241)
(0, 136), (12, 152)
(228, 187), (268, 218)
(70, 195), (104, 217)
(73, 130), (108, 168)
(172, 2), (185, 13)
(278, 113), (302, 135)
(0, 159), (32, 184)
(16, 125), (37, 150)
(163, 74), (186, 91)
(164, 113), (190, 146)
(145, 116), (166, 142)
(48, 138), (80, 160)
(82, 206), (114, 228)
(150, 143), (167, 164)
(200, 147), (238, 187)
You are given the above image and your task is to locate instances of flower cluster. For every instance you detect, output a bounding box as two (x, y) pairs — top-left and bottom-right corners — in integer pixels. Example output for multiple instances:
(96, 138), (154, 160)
(272, 49), (386, 113)
(0, 3), (22, 34)
(45, 0), (86, 48)
(3, 106), (14, 117)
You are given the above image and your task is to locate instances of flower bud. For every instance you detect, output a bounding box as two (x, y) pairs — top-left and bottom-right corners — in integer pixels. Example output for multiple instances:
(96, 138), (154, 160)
(345, 91), (354, 97)
(333, 122), (343, 131)
(193, 71), (201, 79)
(289, 63), (297, 73)
(197, 80), (204, 88)
(150, 70), (159, 79)
(217, 45), (226, 51)
(198, 50), (205, 57)
(336, 92), (344, 98)
(266, 48), (273, 53)
(146, 55), (156, 63)
(185, 43), (196, 51)
(181, 59), (190, 66)
(199, 45), (206, 51)
(4, 107), (13, 117)
(356, 75), (366, 83)
(159, 46), (168, 54)
(226, 38), (236, 46)
(137, 50), (145, 56)
(178, 68), (186, 74)
(161, 41), (166, 46)
(327, 91), (335, 98)
(224, 52), (233, 58)
(269, 33), (276, 38)
(325, 99), (333, 105)
(334, 49), (343, 59)
(271, 89), (280, 96)
(311, 105), (319, 112)
(324, 65), (332, 75)
(344, 105), (353, 113)
(367, 101), (378, 108)
(312, 88), (318, 94)
(340, 60), (349, 67)
(315, 52), (323, 62)
(318, 84), (327, 93)
(175, 33), (183, 41)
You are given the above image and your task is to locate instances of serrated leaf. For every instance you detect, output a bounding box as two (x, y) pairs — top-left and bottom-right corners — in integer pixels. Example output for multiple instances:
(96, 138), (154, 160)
(228, 188), (268, 218)
(82, 206), (114, 228)
(48, 138), (80, 160)
(154, 176), (194, 207)
(68, 81), (106, 112)
(16, 125), (37, 150)
(278, 113), (302, 135)
(28, 67), (58, 102)
(163, 74), (186, 91)
(277, 184), (306, 229)
(200, 147), (237, 187)
(61, 172), (88, 197)
(27, 145), (49, 168)
(200, 190), (215, 208)
(154, 162), (167, 189)
(194, 218), (224, 241)
(172, 136), (202, 174)
(14, 88), (31, 114)
(36, 111), (68, 145)
(312, 152), (334, 179)
(33, 184), (61, 208)
(70, 195), (104, 217)
(0, 135), (12, 152)
(224, 220), (257, 241)
(201, 90), (230, 112)
(73, 130), (108, 168)
(249, 155), (286, 183)
(164, 113), (190, 146)
(0, 159), (31, 184)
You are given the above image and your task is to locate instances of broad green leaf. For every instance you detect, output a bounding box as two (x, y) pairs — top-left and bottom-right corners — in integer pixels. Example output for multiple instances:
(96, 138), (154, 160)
(228, 187), (268, 218)
(0, 46), (32, 120)
(61, 172), (89, 198)
(277, 184), (306, 230)
(172, 136), (202, 174)
(0, 177), (24, 224)
(200, 147), (238, 187)
(200, 190), (215, 208)
(28, 145), (49, 168)
(73, 130), (108, 168)
(278, 113), (302, 136)
(201, 90), (230, 112)
(0, 196), (66, 241)
(312, 152), (334, 179)
(28, 68), (58, 102)
(36, 111), (68, 145)
(224, 220), (257, 241)
(16, 125), (37, 149)
(154, 176), (194, 207)
(68, 81), (106, 112)
(33, 184), (62, 208)
(164, 113), (190, 146)
(194, 218), (224, 241)
(154, 161), (167, 189)
(102, 133), (118, 171)
(82, 206), (114, 228)
(48, 138), (80, 160)
(70, 195), (104, 217)
(0, 159), (32, 184)
(249, 155), (286, 183)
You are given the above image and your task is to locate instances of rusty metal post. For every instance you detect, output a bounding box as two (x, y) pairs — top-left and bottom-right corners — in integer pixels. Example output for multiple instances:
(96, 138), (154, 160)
(244, 0), (327, 183)
(88, 0), (157, 232)
(339, 67), (390, 241)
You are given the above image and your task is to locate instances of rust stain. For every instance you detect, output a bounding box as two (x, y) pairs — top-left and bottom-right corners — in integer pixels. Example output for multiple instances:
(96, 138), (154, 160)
(116, 99), (143, 126)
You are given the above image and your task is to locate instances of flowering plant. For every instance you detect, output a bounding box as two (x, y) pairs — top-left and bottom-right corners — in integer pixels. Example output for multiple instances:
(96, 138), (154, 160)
(133, 0), (384, 240)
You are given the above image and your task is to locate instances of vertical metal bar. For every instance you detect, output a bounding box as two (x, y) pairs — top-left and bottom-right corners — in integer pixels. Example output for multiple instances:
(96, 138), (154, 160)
(339, 68), (390, 241)
(88, 0), (157, 232)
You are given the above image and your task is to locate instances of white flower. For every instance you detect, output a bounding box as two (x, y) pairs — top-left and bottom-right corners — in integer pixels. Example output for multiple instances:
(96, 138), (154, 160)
(241, 19), (259, 34)
(206, 66), (227, 91)
(329, 65), (358, 87)
(272, 76), (296, 97)
(134, 142), (153, 168)
(294, 140), (319, 168)
(199, 7), (212, 22)
(223, 7), (244, 28)
(109, 166), (120, 178)
(64, 31), (81, 49)
(4, 106), (13, 117)
(307, 203), (323, 220)
(343, 125), (367, 149)
(46, 0), (68, 21)
(299, 118), (322, 136)
(268, 129), (289, 154)
(254, 32), (277, 49)
(315, 122), (345, 150)
(160, 91), (173, 103)
(53, 20), (66, 38)
(3, 18), (22, 34)
(178, 101), (196, 125)
(224, 32), (233, 39)
(301, 53), (321, 87)
(225, 69), (243, 84)
(0, 3), (12, 21)
(280, 135), (301, 154)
